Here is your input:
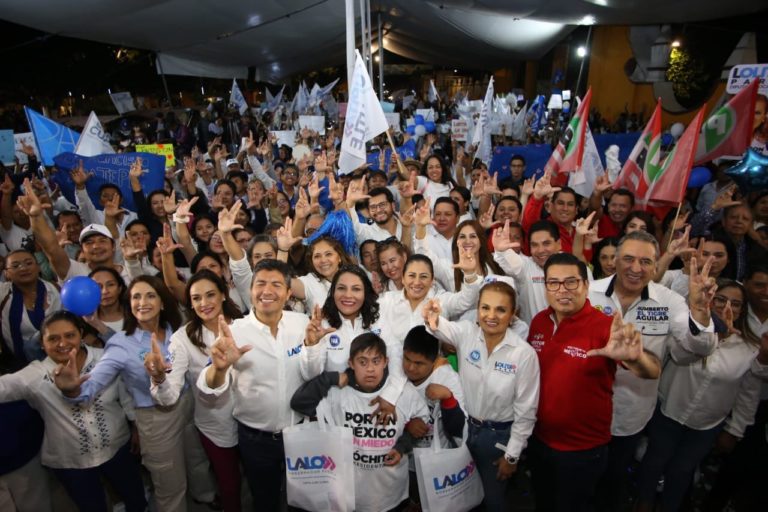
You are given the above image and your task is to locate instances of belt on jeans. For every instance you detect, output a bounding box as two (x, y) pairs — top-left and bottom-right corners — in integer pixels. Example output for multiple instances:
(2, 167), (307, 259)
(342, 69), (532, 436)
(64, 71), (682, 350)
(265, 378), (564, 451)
(238, 422), (282, 440)
(468, 416), (513, 430)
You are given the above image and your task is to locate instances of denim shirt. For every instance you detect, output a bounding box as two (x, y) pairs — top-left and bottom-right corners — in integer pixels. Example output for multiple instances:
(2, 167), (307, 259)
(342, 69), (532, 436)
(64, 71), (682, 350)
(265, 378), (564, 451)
(74, 325), (176, 408)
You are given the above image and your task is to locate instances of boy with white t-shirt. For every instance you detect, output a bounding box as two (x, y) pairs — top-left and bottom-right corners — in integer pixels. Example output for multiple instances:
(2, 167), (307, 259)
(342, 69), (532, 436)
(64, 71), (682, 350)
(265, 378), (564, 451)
(291, 333), (429, 512)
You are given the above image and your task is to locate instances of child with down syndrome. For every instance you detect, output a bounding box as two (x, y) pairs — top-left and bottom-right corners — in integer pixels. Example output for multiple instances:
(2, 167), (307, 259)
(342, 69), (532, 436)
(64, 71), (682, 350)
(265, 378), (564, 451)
(291, 332), (429, 512)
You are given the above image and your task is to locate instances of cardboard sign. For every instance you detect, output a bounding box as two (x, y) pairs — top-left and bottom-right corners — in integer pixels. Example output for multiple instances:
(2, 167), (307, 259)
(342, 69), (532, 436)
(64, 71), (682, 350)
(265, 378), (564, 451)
(272, 130), (297, 147)
(384, 113), (401, 133)
(13, 132), (39, 164)
(451, 119), (469, 141)
(415, 108), (435, 122)
(298, 115), (326, 135)
(135, 143), (176, 167)
(0, 130), (15, 165)
(727, 64), (768, 94)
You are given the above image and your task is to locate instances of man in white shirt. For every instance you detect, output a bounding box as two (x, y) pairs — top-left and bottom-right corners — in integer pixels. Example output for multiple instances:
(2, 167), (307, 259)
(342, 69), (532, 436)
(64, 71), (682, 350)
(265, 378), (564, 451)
(588, 230), (717, 511)
(347, 187), (404, 245)
(198, 259), (315, 510)
(426, 197), (460, 261)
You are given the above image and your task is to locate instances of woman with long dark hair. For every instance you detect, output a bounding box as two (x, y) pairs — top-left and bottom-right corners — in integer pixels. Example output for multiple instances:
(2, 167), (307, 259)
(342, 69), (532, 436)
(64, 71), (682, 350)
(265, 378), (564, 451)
(146, 270), (244, 512)
(52, 276), (196, 512)
(416, 155), (455, 209)
(83, 266), (127, 340)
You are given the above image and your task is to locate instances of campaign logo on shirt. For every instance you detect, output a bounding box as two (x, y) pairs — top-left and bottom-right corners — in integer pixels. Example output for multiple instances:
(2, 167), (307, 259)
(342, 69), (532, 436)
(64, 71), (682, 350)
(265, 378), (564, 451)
(469, 350), (481, 362)
(530, 334), (545, 352)
(494, 361), (517, 374)
(287, 344), (303, 357)
(563, 346), (588, 359)
(329, 334), (341, 348)
(593, 304), (613, 316)
(633, 306), (670, 335)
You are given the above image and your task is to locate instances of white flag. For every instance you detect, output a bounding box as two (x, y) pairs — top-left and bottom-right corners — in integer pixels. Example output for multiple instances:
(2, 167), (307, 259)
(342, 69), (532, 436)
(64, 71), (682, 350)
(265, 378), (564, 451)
(511, 102), (527, 142)
(569, 125), (604, 198)
(109, 92), (135, 115)
(339, 51), (389, 175)
(402, 94), (415, 110)
(472, 77), (494, 164)
(75, 111), (114, 157)
(318, 78), (340, 98)
(428, 80), (439, 103)
(267, 85), (285, 112)
(230, 79), (248, 115)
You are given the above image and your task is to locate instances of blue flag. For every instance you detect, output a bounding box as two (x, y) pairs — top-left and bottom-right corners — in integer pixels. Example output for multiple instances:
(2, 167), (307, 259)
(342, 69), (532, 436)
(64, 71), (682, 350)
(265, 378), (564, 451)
(24, 107), (80, 166)
(529, 95), (546, 134)
(51, 152), (166, 213)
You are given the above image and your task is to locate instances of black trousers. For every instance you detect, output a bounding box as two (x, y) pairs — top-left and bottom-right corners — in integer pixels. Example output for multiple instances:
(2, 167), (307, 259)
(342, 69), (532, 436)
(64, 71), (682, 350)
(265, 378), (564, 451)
(528, 436), (609, 512)
(237, 421), (285, 512)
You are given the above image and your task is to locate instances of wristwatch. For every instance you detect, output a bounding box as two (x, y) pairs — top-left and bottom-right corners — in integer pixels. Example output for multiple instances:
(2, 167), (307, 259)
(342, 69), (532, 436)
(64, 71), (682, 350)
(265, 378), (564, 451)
(504, 453), (518, 465)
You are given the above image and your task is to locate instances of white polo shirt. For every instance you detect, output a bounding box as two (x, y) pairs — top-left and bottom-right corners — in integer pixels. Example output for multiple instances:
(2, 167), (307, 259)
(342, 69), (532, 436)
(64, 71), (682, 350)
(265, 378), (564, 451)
(588, 276), (717, 436)
(196, 310), (311, 432)
(428, 319), (540, 459)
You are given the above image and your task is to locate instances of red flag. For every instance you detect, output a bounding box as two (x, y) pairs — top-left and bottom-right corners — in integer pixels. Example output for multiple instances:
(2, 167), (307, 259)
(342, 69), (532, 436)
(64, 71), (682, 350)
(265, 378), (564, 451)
(613, 100), (662, 201)
(645, 108), (706, 207)
(544, 88), (592, 187)
(694, 79), (759, 165)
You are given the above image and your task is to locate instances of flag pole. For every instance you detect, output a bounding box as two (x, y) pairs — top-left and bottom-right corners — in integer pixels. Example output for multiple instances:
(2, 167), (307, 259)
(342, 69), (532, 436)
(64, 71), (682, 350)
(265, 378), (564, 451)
(666, 202), (684, 252)
(385, 129), (409, 180)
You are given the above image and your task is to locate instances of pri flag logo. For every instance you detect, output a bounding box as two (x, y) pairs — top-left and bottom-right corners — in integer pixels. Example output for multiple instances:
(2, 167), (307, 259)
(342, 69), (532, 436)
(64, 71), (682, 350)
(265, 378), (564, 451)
(286, 455), (336, 472)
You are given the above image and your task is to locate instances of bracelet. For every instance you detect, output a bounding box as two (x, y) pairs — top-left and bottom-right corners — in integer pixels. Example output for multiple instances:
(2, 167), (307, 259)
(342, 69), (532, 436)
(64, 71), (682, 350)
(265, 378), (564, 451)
(172, 213), (190, 224)
(278, 248), (288, 253)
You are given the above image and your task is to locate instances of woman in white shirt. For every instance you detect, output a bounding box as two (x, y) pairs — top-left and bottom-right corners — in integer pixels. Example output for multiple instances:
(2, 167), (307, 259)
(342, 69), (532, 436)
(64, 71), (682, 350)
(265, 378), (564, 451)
(416, 155), (454, 210)
(635, 280), (768, 512)
(277, 232), (354, 313)
(300, 264), (405, 406)
(376, 237), (409, 292)
(423, 281), (540, 511)
(0, 311), (146, 512)
(377, 253), (481, 344)
(146, 270), (244, 512)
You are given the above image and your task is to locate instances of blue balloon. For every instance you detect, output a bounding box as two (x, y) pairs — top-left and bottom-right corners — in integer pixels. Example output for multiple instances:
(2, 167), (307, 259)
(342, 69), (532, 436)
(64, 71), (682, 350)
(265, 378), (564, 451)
(424, 121), (436, 133)
(725, 148), (768, 192)
(61, 276), (102, 316)
(414, 114), (425, 125)
(661, 133), (674, 147)
(406, 125), (416, 136)
(687, 166), (712, 189)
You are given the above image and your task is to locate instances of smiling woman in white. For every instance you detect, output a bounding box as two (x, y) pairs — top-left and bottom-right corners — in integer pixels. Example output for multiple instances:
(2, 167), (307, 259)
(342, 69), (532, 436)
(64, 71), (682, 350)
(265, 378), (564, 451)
(0, 311), (146, 512)
(424, 281), (540, 511)
(146, 269), (244, 512)
(300, 265), (406, 406)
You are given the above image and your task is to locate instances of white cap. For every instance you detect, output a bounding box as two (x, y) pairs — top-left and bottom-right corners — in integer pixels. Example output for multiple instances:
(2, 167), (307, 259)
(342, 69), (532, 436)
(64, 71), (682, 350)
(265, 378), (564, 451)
(225, 158), (240, 168)
(79, 224), (113, 243)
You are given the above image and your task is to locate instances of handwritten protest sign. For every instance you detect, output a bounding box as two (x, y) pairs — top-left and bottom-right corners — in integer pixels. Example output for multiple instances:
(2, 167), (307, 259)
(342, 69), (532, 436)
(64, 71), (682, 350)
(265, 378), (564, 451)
(135, 144), (176, 167)
(52, 152), (165, 212)
(13, 133), (39, 164)
(451, 119), (469, 141)
(0, 130), (15, 165)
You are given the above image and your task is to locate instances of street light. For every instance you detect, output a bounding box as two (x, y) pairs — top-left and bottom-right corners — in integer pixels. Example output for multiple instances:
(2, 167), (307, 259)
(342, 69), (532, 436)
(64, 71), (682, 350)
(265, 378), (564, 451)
(577, 46), (587, 58)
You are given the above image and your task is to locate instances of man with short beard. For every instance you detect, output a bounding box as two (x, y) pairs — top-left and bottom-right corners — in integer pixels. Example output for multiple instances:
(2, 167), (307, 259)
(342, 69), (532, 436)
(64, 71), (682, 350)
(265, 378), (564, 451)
(347, 187), (404, 245)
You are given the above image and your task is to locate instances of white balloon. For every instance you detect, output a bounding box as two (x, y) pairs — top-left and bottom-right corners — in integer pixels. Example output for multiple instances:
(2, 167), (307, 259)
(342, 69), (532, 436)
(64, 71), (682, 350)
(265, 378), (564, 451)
(414, 124), (426, 137)
(670, 122), (685, 138)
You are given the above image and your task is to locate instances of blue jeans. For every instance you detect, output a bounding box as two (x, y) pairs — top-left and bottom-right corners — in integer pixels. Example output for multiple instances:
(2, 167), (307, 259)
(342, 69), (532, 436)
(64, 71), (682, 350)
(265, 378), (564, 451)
(237, 422), (285, 512)
(528, 436), (609, 512)
(466, 421), (512, 511)
(50, 441), (146, 512)
(635, 406), (722, 512)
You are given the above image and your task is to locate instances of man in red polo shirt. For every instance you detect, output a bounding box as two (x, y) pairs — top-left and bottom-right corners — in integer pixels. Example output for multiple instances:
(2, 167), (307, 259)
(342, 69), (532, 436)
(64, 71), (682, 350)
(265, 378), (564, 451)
(527, 252), (660, 512)
(522, 169), (579, 253)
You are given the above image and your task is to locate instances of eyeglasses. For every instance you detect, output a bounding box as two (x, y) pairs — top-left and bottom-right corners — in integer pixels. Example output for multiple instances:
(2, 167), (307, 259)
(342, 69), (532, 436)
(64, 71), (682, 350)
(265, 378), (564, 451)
(5, 260), (36, 270)
(712, 295), (743, 310)
(368, 201), (390, 211)
(544, 278), (582, 292)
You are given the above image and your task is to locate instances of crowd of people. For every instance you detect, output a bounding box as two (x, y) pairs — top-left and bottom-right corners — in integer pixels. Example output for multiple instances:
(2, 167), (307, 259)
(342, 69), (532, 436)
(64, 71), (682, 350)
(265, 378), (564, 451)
(0, 99), (767, 512)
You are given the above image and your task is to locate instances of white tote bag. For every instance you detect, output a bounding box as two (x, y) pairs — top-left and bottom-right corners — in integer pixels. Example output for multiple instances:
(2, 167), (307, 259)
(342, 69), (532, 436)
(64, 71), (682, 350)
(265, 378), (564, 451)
(283, 404), (355, 512)
(413, 411), (484, 512)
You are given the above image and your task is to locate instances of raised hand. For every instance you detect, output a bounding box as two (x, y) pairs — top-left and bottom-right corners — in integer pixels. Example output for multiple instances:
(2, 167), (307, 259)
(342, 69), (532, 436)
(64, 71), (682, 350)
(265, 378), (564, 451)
(163, 190), (178, 215)
(594, 172), (612, 194)
(492, 219), (521, 253)
(587, 312), (642, 362)
(668, 225), (696, 259)
(422, 298), (442, 330)
(16, 178), (50, 217)
(345, 178), (370, 208)
(70, 160), (93, 190)
(328, 172), (344, 205)
(55, 225), (72, 247)
(103, 193), (122, 218)
(294, 188), (311, 219)
(129, 157), (146, 180)
(120, 236), (142, 261)
(156, 223), (184, 255)
(482, 172), (502, 197)
(478, 204), (496, 230)
(183, 157), (198, 185)
(247, 185), (264, 209)
(210, 315), (251, 371)
(19, 139), (36, 157)
(520, 177), (535, 198)
(143, 333), (171, 384)
(575, 211), (597, 237)
(174, 196), (199, 221)
(689, 256), (717, 320)
(304, 305), (336, 346)
(712, 185), (741, 211)
(453, 247), (477, 273)
(399, 205), (416, 227)
(397, 171), (418, 199)
(721, 302), (742, 337)
(52, 347), (89, 397)
(533, 169), (561, 200)
(276, 218), (301, 251)
(314, 151), (329, 174)
(217, 202), (244, 233)
(307, 173), (324, 201)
